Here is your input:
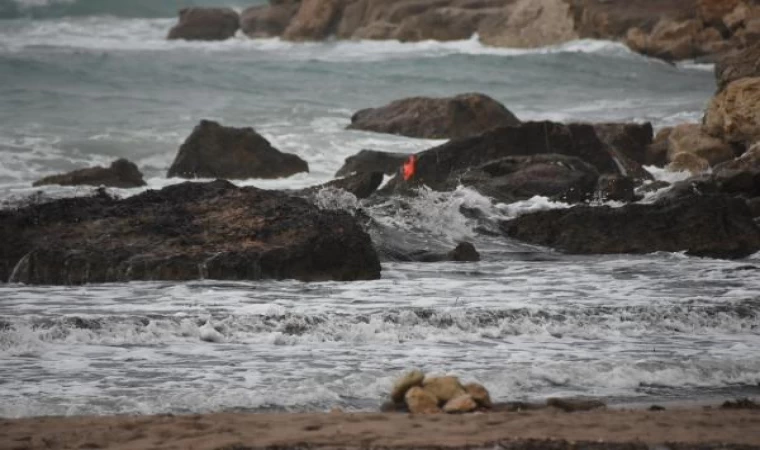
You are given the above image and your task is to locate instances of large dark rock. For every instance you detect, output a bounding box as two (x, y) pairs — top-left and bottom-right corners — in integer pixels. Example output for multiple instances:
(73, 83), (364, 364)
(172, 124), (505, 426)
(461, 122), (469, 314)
(458, 154), (600, 204)
(715, 44), (760, 91)
(33, 159), (146, 189)
(0, 180), (381, 284)
(240, 3), (299, 38)
(167, 120), (309, 180)
(500, 194), (760, 259)
(383, 121), (629, 196)
(335, 149), (408, 178)
(347, 93), (521, 140)
(591, 122), (654, 166)
(167, 7), (240, 41)
(297, 172), (385, 199)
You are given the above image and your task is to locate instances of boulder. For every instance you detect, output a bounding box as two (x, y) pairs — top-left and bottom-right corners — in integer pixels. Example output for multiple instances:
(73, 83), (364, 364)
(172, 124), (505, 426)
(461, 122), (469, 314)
(457, 154), (600, 204)
(405, 387), (440, 414)
(0, 180), (381, 284)
(392, 7), (485, 42)
(625, 19), (704, 61)
(297, 172), (384, 199)
(448, 242), (480, 262)
(704, 77), (760, 146)
(479, 0), (579, 48)
(167, 8), (240, 41)
(347, 93), (520, 140)
(443, 395), (478, 413)
(240, 3), (299, 38)
(715, 44), (760, 91)
(464, 382), (492, 409)
(422, 376), (466, 405)
(595, 174), (637, 202)
(667, 123), (735, 166)
(283, 0), (343, 41)
(382, 121), (627, 195)
(167, 120), (308, 180)
(667, 152), (711, 174)
(391, 370), (425, 404)
(33, 159), (146, 189)
(335, 149), (408, 177)
(500, 194), (760, 259)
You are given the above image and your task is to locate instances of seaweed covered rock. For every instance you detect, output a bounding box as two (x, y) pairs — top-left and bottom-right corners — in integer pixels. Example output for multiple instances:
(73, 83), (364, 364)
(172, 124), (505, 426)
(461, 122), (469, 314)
(33, 159), (146, 189)
(167, 120), (308, 180)
(167, 7), (240, 41)
(348, 93), (520, 140)
(0, 180), (381, 284)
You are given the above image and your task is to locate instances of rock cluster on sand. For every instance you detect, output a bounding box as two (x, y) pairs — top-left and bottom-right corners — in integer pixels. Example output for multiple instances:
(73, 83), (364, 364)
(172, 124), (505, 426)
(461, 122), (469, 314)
(33, 158), (146, 189)
(387, 370), (493, 414)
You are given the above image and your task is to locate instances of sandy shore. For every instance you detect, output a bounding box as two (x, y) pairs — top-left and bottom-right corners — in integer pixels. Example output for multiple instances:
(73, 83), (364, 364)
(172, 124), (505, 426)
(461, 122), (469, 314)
(2, 406), (760, 450)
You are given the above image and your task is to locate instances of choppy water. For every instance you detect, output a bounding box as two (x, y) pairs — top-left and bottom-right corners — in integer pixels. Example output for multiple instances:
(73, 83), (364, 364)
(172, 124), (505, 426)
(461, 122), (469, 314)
(1, 0), (759, 419)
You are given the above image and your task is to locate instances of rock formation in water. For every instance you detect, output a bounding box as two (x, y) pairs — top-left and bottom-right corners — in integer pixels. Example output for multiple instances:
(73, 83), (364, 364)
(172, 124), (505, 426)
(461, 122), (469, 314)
(347, 93), (521, 140)
(0, 180), (381, 284)
(167, 120), (309, 180)
(33, 159), (146, 189)
(167, 7), (240, 41)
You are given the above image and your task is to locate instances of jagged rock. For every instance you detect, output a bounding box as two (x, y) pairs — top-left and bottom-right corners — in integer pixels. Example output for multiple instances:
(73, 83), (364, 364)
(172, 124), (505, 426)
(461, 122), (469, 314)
(347, 93), (520, 140)
(167, 120), (308, 180)
(667, 123), (735, 166)
(240, 3), (299, 38)
(595, 174), (636, 202)
(0, 180), (381, 284)
(705, 77), (760, 145)
(547, 398), (607, 412)
(405, 386), (441, 414)
(500, 194), (760, 259)
(479, 0), (578, 48)
(457, 154), (600, 204)
(335, 150), (408, 177)
(422, 376), (466, 405)
(667, 152), (711, 174)
(443, 395), (478, 413)
(167, 8), (240, 41)
(464, 382), (492, 409)
(390, 370), (425, 404)
(715, 44), (760, 91)
(33, 159), (146, 189)
(283, 0), (343, 41)
(298, 172), (384, 199)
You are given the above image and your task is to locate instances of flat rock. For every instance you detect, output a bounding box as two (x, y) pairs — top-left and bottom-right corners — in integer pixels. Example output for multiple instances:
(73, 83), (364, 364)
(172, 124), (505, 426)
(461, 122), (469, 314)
(33, 159), (146, 189)
(347, 93), (520, 140)
(500, 194), (760, 259)
(0, 180), (381, 284)
(167, 120), (309, 180)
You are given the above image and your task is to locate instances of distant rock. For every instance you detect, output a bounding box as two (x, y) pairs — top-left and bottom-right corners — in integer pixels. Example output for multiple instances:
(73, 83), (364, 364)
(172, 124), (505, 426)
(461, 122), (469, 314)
(33, 158), (146, 189)
(479, 0), (578, 48)
(240, 3), (300, 38)
(715, 44), (760, 91)
(167, 7), (240, 41)
(167, 120), (308, 180)
(501, 194), (760, 259)
(335, 150), (408, 178)
(282, 0), (343, 41)
(625, 18), (705, 61)
(347, 93), (520, 140)
(705, 77), (760, 146)
(0, 180), (381, 284)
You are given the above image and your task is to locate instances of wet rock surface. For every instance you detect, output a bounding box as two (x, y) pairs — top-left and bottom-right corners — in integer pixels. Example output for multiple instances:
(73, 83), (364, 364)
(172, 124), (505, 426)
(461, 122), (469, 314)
(0, 180), (381, 284)
(33, 158), (146, 189)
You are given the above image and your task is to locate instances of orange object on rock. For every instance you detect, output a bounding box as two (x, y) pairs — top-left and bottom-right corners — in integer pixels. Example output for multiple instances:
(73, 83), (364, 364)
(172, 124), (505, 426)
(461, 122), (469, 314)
(403, 155), (417, 181)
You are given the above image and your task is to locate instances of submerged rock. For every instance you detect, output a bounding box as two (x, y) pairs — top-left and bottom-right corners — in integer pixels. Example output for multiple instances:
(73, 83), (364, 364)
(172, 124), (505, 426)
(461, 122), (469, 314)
(167, 120), (308, 180)
(0, 180), (381, 284)
(335, 149), (408, 178)
(347, 93), (520, 140)
(282, 0), (343, 41)
(167, 7), (240, 41)
(33, 158), (146, 189)
(500, 194), (760, 259)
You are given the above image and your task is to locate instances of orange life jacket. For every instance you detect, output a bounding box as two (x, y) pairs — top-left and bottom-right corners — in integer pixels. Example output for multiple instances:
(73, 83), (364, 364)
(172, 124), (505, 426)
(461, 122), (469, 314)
(403, 155), (417, 181)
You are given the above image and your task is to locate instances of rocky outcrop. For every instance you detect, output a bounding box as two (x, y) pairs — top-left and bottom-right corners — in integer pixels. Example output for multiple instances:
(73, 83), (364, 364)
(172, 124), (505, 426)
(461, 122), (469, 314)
(479, 0), (579, 48)
(382, 121), (637, 197)
(715, 44), (760, 91)
(167, 7), (240, 41)
(0, 180), (381, 284)
(347, 93), (520, 140)
(704, 77), (760, 146)
(667, 123), (736, 166)
(335, 149), (408, 177)
(282, 0), (344, 41)
(33, 159), (146, 189)
(458, 154), (600, 204)
(167, 120), (308, 180)
(501, 194), (760, 259)
(240, 3), (299, 38)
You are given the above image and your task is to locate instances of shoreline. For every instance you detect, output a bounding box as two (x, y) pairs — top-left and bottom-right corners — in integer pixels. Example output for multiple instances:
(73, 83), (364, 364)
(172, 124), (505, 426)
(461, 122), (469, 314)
(2, 406), (760, 450)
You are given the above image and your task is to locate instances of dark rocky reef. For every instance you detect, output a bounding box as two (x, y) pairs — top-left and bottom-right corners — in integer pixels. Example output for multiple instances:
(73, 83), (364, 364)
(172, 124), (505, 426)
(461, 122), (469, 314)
(167, 7), (240, 41)
(500, 194), (760, 259)
(0, 180), (381, 284)
(347, 93), (521, 140)
(33, 159), (146, 189)
(167, 120), (309, 180)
